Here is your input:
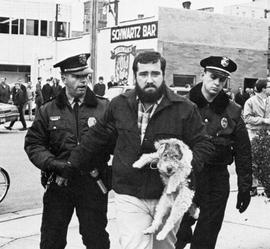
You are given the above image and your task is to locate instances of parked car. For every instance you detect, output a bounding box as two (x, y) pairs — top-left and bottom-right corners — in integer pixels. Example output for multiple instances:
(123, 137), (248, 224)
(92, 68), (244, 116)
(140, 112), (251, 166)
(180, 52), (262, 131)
(0, 103), (19, 124)
(170, 86), (191, 97)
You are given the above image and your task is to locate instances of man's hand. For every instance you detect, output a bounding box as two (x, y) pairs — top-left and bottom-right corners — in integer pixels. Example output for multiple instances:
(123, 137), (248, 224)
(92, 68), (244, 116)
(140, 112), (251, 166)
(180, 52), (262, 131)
(48, 160), (76, 179)
(236, 190), (251, 213)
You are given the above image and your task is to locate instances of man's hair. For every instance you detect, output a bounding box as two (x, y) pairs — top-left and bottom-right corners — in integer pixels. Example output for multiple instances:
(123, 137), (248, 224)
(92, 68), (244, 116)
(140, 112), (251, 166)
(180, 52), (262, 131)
(132, 51), (166, 76)
(99, 76), (104, 81)
(255, 79), (267, 93)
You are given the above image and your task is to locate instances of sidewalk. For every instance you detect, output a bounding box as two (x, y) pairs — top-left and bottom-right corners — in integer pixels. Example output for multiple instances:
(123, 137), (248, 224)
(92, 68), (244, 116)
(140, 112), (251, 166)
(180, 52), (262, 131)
(0, 171), (270, 249)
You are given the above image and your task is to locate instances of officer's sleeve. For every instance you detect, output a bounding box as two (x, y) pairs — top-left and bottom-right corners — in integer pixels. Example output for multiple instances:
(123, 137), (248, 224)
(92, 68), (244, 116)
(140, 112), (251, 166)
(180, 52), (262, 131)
(24, 106), (56, 171)
(233, 117), (252, 193)
(183, 105), (215, 173)
(68, 101), (117, 171)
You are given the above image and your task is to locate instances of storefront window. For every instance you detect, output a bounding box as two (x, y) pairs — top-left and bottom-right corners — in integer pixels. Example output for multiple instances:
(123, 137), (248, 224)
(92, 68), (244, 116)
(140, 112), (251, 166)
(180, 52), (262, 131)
(48, 21), (53, 36)
(0, 17), (10, 34)
(40, 20), (47, 36)
(19, 19), (24, 34)
(26, 19), (39, 36)
(55, 21), (67, 38)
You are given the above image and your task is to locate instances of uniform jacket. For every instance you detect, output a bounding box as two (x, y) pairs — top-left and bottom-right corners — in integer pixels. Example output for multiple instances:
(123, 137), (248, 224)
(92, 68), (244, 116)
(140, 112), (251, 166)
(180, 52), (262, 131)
(69, 87), (214, 199)
(243, 93), (270, 132)
(24, 87), (111, 174)
(189, 83), (252, 192)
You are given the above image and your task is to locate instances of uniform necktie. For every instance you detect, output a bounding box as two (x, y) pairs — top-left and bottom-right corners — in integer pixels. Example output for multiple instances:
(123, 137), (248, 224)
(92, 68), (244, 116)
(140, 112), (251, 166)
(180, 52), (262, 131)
(73, 98), (79, 142)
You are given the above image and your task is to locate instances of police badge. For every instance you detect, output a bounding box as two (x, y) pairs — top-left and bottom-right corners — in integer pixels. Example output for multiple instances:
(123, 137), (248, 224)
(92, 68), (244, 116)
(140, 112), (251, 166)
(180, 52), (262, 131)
(220, 117), (228, 129)
(88, 117), (97, 127)
(78, 54), (87, 65)
(220, 57), (229, 67)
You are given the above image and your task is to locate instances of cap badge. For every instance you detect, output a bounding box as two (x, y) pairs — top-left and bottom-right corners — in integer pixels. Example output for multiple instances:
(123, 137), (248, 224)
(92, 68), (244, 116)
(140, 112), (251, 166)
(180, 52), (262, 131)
(87, 117), (96, 127)
(79, 54), (87, 65)
(221, 57), (229, 67)
(220, 117), (228, 129)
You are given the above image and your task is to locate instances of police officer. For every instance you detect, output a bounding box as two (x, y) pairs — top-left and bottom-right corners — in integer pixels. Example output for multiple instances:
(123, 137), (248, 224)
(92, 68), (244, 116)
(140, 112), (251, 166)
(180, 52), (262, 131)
(176, 56), (252, 249)
(24, 53), (111, 249)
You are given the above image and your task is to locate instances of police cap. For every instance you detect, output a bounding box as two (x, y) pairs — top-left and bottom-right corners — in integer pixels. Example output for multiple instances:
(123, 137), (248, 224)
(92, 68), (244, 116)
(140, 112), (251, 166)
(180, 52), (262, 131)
(53, 53), (93, 76)
(200, 56), (237, 77)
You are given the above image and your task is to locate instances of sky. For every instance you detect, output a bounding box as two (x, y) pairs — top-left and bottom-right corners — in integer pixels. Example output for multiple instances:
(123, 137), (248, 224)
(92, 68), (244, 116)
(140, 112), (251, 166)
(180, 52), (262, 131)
(27, 0), (253, 30)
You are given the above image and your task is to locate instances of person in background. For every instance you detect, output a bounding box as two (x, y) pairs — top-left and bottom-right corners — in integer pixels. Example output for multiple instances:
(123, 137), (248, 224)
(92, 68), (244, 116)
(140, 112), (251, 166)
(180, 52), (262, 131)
(52, 78), (62, 97)
(5, 81), (28, 130)
(235, 86), (250, 109)
(107, 75), (118, 89)
(24, 53), (111, 249)
(176, 56), (252, 249)
(26, 81), (35, 121)
(93, 76), (106, 96)
(35, 77), (44, 111)
(42, 78), (53, 103)
(243, 78), (270, 196)
(67, 51), (214, 249)
(0, 77), (11, 103)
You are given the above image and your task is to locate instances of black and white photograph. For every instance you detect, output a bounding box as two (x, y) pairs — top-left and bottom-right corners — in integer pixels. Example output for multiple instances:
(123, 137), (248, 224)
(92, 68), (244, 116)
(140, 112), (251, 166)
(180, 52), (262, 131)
(0, 0), (270, 248)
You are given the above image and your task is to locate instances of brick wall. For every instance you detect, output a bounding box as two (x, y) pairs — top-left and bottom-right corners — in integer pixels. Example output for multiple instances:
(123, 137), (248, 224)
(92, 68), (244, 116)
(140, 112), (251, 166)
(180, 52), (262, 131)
(157, 7), (269, 92)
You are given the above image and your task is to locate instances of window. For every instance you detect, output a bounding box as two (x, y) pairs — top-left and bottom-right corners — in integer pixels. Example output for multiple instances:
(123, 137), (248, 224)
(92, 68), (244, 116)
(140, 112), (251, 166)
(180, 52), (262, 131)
(26, 19), (39, 35)
(48, 21), (53, 36)
(12, 19), (19, 34)
(55, 21), (67, 38)
(173, 74), (195, 87)
(0, 17), (10, 34)
(20, 19), (24, 34)
(40, 20), (47, 36)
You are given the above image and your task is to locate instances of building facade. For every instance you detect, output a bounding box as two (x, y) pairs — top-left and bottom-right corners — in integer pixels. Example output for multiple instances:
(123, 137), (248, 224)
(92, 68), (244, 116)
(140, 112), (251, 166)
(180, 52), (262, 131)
(0, 0), (71, 84)
(95, 7), (268, 92)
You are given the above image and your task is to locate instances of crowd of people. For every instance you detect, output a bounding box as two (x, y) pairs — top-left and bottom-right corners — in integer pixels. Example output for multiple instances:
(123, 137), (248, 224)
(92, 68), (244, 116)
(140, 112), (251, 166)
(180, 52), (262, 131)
(0, 76), (62, 130)
(1, 51), (269, 249)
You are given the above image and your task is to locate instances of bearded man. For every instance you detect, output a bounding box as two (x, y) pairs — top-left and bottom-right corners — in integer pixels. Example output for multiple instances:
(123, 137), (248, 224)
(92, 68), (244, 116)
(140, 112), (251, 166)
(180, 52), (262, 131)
(67, 51), (214, 249)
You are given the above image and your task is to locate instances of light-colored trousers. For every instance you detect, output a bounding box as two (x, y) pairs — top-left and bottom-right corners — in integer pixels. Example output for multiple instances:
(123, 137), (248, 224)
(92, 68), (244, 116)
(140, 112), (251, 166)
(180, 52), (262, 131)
(114, 193), (180, 249)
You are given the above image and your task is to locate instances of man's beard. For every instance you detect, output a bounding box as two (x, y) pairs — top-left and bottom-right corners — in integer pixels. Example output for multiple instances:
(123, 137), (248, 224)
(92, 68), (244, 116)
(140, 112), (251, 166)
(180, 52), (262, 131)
(135, 81), (166, 103)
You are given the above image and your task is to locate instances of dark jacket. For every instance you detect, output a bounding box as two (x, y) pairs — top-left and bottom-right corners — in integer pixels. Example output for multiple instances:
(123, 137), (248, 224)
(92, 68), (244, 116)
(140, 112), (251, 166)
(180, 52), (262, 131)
(235, 91), (250, 108)
(12, 84), (27, 105)
(93, 83), (105, 96)
(41, 83), (53, 103)
(24, 87), (111, 174)
(0, 83), (11, 103)
(69, 87), (214, 199)
(35, 82), (43, 108)
(189, 83), (252, 192)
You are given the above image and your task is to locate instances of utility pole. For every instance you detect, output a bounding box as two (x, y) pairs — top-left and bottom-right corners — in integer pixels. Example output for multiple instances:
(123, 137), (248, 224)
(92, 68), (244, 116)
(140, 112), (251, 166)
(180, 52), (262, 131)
(90, 0), (98, 83)
(114, 0), (119, 26)
(55, 3), (60, 41)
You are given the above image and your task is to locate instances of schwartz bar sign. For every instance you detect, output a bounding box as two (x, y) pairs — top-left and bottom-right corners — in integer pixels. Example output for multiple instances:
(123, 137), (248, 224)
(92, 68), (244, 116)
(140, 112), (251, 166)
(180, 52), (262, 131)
(111, 21), (158, 43)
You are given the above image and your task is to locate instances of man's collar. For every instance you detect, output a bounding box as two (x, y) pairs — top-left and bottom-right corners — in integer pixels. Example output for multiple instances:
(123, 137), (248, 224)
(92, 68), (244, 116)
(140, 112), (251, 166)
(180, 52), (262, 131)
(66, 94), (84, 106)
(189, 82), (230, 114)
(56, 87), (98, 109)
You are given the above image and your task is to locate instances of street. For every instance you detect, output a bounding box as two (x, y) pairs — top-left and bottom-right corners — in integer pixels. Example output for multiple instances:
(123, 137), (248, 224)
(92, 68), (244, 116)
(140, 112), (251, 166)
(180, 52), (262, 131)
(0, 121), (43, 214)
